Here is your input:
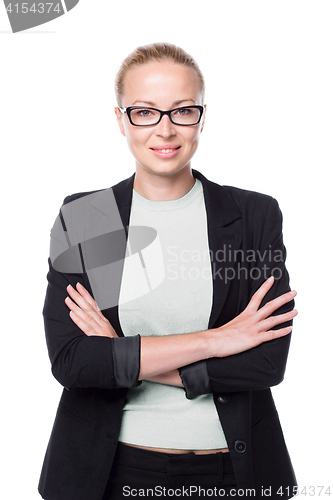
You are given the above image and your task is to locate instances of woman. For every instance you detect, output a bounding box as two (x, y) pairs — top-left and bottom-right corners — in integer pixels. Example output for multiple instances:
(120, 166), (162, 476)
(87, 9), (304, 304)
(38, 43), (298, 500)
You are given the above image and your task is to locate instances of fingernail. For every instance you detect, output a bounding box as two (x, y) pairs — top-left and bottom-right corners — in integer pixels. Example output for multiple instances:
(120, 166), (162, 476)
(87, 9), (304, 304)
(268, 276), (274, 282)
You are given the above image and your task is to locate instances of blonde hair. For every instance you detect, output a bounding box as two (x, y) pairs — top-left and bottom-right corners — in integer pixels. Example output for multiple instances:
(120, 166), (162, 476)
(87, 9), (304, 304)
(115, 42), (205, 107)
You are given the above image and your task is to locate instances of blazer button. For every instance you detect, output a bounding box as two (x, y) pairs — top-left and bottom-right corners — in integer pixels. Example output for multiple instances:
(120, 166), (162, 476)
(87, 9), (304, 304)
(234, 440), (247, 454)
(217, 392), (231, 404)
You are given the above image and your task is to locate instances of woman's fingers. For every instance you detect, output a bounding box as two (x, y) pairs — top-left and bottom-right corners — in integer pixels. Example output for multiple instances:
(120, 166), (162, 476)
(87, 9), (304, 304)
(246, 276), (275, 312)
(69, 311), (95, 336)
(76, 282), (101, 311)
(66, 283), (90, 310)
(65, 296), (95, 324)
(258, 308), (298, 332)
(215, 278), (298, 356)
(246, 276), (297, 320)
(256, 290), (297, 321)
(259, 325), (293, 343)
(66, 283), (106, 327)
(65, 285), (118, 338)
(65, 297), (101, 336)
(66, 283), (99, 312)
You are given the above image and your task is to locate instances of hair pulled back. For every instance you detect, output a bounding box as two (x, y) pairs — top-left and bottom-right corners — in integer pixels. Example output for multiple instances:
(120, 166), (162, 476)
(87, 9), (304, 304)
(115, 42), (205, 107)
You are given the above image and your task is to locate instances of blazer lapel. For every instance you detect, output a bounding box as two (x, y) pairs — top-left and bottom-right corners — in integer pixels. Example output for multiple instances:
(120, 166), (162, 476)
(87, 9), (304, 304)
(112, 173), (136, 229)
(191, 170), (243, 328)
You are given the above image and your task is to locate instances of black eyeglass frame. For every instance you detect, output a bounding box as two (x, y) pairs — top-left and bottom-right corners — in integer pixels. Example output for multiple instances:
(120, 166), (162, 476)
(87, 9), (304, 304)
(119, 105), (204, 127)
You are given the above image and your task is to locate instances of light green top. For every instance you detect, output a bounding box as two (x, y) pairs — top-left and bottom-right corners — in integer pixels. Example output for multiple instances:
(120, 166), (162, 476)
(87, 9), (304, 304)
(118, 178), (228, 449)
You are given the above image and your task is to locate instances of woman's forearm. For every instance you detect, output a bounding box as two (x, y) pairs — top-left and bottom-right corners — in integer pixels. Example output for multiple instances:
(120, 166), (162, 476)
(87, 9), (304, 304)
(65, 279), (297, 387)
(139, 330), (211, 380)
(145, 369), (184, 387)
(139, 280), (297, 380)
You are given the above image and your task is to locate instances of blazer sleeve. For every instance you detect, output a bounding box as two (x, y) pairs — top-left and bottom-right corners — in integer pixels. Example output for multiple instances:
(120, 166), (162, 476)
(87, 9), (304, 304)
(43, 201), (142, 391)
(178, 196), (294, 399)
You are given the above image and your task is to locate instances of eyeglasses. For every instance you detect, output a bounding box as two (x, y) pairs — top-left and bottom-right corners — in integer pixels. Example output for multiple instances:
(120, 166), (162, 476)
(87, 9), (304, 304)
(119, 105), (204, 127)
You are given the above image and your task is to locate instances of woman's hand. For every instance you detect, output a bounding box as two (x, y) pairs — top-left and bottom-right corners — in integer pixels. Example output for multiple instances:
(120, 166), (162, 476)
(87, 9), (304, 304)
(210, 276), (298, 358)
(65, 283), (119, 338)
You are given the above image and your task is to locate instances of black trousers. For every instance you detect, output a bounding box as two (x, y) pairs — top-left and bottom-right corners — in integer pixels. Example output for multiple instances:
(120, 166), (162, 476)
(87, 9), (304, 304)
(103, 442), (239, 499)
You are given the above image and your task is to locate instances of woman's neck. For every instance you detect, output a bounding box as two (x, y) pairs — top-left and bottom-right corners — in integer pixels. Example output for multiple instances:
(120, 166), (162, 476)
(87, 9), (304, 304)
(133, 166), (195, 201)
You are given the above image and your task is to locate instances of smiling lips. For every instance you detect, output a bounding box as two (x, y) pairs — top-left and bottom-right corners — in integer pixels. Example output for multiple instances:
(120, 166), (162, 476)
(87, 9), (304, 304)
(150, 145), (181, 158)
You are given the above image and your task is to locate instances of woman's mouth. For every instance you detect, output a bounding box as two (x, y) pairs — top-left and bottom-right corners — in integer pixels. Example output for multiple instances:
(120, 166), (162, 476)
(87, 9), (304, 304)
(150, 146), (181, 158)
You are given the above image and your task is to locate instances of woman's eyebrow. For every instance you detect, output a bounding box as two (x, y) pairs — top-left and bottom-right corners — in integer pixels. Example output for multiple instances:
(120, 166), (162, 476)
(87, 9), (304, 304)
(173, 99), (197, 106)
(131, 99), (197, 107)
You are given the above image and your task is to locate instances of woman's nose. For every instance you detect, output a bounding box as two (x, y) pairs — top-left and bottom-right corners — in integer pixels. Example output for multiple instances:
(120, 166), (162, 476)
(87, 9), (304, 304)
(155, 114), (176, 137)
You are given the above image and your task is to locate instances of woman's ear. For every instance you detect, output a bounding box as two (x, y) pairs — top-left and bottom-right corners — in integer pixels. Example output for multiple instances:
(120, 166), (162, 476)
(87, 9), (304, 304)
(115, 107), (126, 137)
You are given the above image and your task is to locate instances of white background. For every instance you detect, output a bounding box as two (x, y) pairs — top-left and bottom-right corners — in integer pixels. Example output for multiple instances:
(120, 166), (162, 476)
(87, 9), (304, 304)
(1, 1), (332, 498)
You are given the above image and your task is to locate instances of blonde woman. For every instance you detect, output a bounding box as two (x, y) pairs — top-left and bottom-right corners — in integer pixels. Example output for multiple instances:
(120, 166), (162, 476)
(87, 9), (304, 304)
(39, 43), (297, 500)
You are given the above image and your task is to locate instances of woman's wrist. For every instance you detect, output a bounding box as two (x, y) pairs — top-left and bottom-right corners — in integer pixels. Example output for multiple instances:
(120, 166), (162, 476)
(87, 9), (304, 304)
(138, 329), (213, 380)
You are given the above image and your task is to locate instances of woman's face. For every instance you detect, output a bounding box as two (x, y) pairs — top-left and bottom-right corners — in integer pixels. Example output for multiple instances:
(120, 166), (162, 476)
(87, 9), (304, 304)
(115, 60), (205, 179)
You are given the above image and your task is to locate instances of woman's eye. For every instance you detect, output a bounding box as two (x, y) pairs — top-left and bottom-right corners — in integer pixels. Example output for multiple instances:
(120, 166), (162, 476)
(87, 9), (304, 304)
(177, 108), (191, 115)
(139, 109), (152, 117)
(133, 109), (157, 118)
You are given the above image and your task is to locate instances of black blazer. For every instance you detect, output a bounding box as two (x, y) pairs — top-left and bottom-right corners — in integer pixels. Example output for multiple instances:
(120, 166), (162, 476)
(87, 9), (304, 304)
(38, 169), (297, 500)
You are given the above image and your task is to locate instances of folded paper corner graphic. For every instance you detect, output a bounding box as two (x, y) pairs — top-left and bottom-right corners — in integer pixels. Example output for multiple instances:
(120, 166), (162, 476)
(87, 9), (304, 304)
(50, 188), (165, 310)
(64, 0), (80, 12)
(3, 0), (80, 33)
